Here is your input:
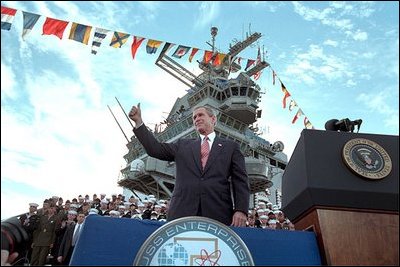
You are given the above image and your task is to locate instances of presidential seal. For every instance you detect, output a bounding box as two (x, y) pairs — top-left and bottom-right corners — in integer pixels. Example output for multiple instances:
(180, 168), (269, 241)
(342, 138), (392, 180)
(133, 216), (254, 266)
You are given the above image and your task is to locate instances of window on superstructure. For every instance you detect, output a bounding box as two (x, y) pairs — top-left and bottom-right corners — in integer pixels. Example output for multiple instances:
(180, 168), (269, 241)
(254, 151), (259, 159)
(215, 91), (221, 101)
(227, 117), (234, 127)
(278, 162), (287, 170)
(233, 121), (241, 131)
(232, 87), (239, 96)
(248, 87), (256, 99)
(224, 88), (231, 98)
(220, 91), (227, 101)
(219, 113), (228, 124)
(240, 87), (247, 96)
(209, 87), (215, 97)
(176, 123), (183, 132)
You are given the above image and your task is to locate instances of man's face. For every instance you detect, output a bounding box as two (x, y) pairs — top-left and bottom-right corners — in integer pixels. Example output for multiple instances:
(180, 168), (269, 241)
(192, 108), (216, 135)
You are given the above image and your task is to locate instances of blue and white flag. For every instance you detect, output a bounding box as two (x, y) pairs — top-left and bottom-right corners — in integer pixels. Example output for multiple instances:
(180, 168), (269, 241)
(22, 11), (40, 39)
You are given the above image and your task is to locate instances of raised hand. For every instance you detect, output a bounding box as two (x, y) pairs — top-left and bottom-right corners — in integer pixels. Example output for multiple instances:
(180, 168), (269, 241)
(128, 103), (143, 127)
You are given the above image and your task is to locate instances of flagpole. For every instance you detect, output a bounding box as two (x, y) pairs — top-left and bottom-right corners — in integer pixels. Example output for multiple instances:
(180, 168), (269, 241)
(115, 97), (135, 129)
(107, 105), (129, 143)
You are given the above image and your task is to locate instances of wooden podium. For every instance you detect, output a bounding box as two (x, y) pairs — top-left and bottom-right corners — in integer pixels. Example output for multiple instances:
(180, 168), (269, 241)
(281, 129), (399, 265)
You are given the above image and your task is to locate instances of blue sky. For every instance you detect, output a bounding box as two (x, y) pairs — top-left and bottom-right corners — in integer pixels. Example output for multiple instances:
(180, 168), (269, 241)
(1, 1), (398, 219)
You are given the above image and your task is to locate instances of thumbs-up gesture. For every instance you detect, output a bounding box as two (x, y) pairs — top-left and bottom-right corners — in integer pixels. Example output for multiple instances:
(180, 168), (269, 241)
(129, 103), (143, 127)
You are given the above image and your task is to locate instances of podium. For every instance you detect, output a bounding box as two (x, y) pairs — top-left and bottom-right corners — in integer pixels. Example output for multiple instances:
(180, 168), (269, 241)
(281, 129), (399, 265)
(70, 215), (321, 265)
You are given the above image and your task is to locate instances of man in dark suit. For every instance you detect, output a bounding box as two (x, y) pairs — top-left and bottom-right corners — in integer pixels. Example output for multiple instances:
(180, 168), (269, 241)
(129, 104), (249, 227)
(57, 212), (85, 265)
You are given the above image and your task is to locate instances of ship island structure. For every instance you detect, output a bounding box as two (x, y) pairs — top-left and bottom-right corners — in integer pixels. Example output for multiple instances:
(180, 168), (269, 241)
(117, 28), (288, 209)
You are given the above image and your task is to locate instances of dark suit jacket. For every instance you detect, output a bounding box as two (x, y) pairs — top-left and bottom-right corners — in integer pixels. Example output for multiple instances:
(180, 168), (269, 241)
(57, 223), (75, 258)
(133, 124), (250, 226)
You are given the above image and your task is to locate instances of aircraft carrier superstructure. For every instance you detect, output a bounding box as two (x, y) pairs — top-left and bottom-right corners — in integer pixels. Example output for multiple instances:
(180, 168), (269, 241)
(118, 28), (288, 206)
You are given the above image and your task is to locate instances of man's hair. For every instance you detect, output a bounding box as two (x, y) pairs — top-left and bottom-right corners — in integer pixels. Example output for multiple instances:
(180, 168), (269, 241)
(193, 105), (216, 117)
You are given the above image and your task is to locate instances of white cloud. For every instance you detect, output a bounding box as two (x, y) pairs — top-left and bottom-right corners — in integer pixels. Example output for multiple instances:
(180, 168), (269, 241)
(285, 44), (350, 84)
(195, 2), (220, 28)
(352, 29), (368, 41)
(357, 89), (399, 129)
(1, 63), (17, 99)
(323, 39), (338, 47)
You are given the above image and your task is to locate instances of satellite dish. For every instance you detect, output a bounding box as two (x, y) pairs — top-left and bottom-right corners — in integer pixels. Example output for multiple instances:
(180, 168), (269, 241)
(272, 141), (284, 152)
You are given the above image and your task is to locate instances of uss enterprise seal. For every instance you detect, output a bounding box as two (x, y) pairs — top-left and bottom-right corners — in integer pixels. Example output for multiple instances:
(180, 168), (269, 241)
(133, 216), (254, 266)
(342, 138), (392, 180)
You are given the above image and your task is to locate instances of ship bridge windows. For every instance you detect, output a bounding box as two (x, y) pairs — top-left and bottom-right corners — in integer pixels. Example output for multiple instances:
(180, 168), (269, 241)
(240, 87), (247, 96)
(231, 87), (239, 96)
(218, 113), (247, 133)
(226, 117), (235, 127)
(209, 87), (216, 98)
(248, 87), (259, 100)
(224, 88), (231, 98)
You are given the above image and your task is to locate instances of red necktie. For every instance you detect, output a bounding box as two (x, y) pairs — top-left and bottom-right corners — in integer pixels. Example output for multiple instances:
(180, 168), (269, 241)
(200, 136), (210, 169)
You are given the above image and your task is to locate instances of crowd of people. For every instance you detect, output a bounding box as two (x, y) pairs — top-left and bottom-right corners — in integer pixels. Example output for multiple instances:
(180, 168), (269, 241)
(8, 192), (294, 265)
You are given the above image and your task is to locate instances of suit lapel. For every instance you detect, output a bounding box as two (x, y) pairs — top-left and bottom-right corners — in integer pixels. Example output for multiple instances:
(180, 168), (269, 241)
(203, 136), (224, 173)
(191, 138), (202, 173)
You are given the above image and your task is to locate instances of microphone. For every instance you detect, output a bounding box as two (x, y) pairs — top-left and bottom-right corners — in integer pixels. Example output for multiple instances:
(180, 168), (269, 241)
(325, 118), (362, 133)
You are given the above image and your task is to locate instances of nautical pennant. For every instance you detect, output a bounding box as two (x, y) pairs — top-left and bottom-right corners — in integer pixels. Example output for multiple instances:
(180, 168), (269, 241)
(110, 31), (130, 48)
(42, 17), (69, 39)
(91, 27), (110, 55)
(188, 48), (199, 62)
(244, 59), (255, 71)
(146, 39), (163, 54)
(172, 45), (190, 58)
(1, 6), (17, 31)
(203, 51), (213, 64)
(288, 100), (297, 112)
(159, 42), (174, 57)
(253, 47), (262, 80)
(131, 36), (145, 59)
(272, 69), (277, 85)
(22, 11), (40, 39)
(292, 109), (304, 124)
(304, 117), (314, 129)
(213, 53), (226, 66)
(281, 81), (291, 109)
(69, 22), (92, 45)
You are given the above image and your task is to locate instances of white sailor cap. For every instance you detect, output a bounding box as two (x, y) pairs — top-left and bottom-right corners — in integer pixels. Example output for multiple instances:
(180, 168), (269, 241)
(100, 193), (106, 196)
(89, 208), (99, 215)
(68, 210), (78, 215)
(110, 210), (120, 216)
(132, 214), (142, 220)
(256, 209), (265, 214)
(101, 199), (109, 204)
(118, 205), (126, 210)
(154, 205), (161, 208)
(268, 219), (277, 224)
(29, 203), (39, 207)
(259, 215), (268, 220)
